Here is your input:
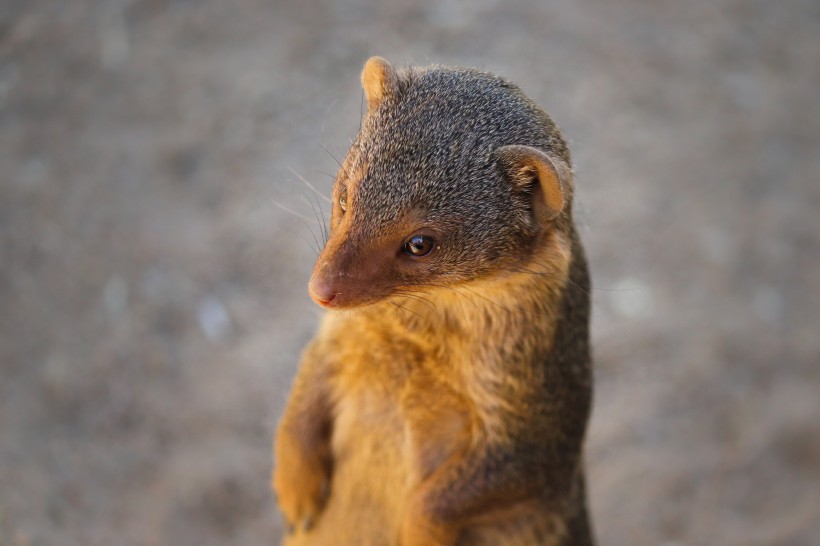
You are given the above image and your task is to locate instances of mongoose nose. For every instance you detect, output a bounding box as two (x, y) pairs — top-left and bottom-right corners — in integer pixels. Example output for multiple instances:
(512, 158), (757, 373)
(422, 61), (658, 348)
(308, 276), (338, 307)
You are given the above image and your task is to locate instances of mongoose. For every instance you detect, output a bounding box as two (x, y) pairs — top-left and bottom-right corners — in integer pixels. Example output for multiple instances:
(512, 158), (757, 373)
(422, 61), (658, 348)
(274, 57), (594, 546)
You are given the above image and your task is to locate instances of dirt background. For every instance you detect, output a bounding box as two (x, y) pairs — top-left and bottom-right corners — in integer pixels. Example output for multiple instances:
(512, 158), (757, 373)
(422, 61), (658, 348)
(1, 1), (819, 545)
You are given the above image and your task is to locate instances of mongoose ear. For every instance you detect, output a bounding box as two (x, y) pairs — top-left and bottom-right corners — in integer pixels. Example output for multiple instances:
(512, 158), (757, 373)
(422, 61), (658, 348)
(495, 145), (571, 222)
(361, 56), (399, 111)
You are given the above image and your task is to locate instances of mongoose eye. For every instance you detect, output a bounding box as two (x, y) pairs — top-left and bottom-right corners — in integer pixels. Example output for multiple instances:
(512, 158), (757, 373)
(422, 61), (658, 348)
(339, 187), (348, 212)
(403, 235), (435, 257)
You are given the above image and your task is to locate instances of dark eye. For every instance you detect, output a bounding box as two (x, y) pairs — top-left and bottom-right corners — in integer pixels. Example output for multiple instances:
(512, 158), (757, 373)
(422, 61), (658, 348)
(339, 187), (348, 212)
(403, 235), (435, 257)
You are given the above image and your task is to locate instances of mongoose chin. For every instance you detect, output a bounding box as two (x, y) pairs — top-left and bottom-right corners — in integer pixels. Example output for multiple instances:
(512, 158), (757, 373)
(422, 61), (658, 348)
(275, 56), (594, 546)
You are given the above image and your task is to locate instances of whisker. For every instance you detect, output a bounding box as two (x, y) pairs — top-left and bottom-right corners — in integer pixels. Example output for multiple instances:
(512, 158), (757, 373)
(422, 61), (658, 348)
(389, 301), (406, 320)
(320, 98), (338, 138)
(390, 299), (423, 320)
(320, 143), (349, 179)
(273, 226), (320, 257)
(424, 282), (480, 311)
(300, 194), (328, 248)
(272, 200), (315, 223)
(393, 290), (438, 313)
(440, 282), (516, 316)
(287, 166), (332, 204)
(315, 193), (329, 245)
(360, 43), (368, 133)
(425, 281), (558, 322)
(316, 170), (339, 181)
(271, 199), (324, 254)
(304, 223), (321, 255)
(522, 259), (638, 292)
(491, 260), (591, 296)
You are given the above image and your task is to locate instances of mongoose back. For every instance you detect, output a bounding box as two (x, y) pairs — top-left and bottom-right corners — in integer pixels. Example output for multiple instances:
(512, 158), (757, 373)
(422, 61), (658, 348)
(274, 57), (594, 546)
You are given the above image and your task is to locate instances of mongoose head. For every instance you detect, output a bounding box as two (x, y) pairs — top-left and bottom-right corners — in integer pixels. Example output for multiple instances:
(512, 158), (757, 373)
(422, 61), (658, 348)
(308, 57), (574, 309)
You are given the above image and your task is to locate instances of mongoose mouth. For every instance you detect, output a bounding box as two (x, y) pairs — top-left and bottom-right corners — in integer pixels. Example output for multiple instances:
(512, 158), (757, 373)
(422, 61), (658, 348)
(307, 272), (395, 309)
(309, 290), (393, 310)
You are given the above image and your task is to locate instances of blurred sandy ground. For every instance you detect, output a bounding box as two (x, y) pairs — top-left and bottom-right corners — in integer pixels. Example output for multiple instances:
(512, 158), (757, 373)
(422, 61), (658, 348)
(1, 0), (818, 545)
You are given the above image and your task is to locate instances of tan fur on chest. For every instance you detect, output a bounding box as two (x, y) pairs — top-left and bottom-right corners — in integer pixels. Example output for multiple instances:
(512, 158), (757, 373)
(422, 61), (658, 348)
(325, 313), (474, 483)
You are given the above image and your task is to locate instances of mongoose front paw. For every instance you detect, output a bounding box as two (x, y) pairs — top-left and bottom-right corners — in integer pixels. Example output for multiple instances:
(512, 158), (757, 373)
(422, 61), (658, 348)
(273, 452), (330, 535)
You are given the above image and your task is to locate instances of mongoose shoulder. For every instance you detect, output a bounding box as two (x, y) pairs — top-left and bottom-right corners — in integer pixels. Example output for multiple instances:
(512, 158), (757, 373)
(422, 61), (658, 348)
(274, 57), (594, 546)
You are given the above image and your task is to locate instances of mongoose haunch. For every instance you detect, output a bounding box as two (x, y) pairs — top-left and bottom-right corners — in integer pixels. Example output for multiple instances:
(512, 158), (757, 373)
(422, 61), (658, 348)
(274, 57), (594, 546)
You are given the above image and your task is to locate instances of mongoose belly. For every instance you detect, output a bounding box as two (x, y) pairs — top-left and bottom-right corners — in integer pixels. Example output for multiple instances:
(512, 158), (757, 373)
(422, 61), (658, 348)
(283, 385), (409, 546)
(284, 384), (570, 546)
(287, 349), (580, 546)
